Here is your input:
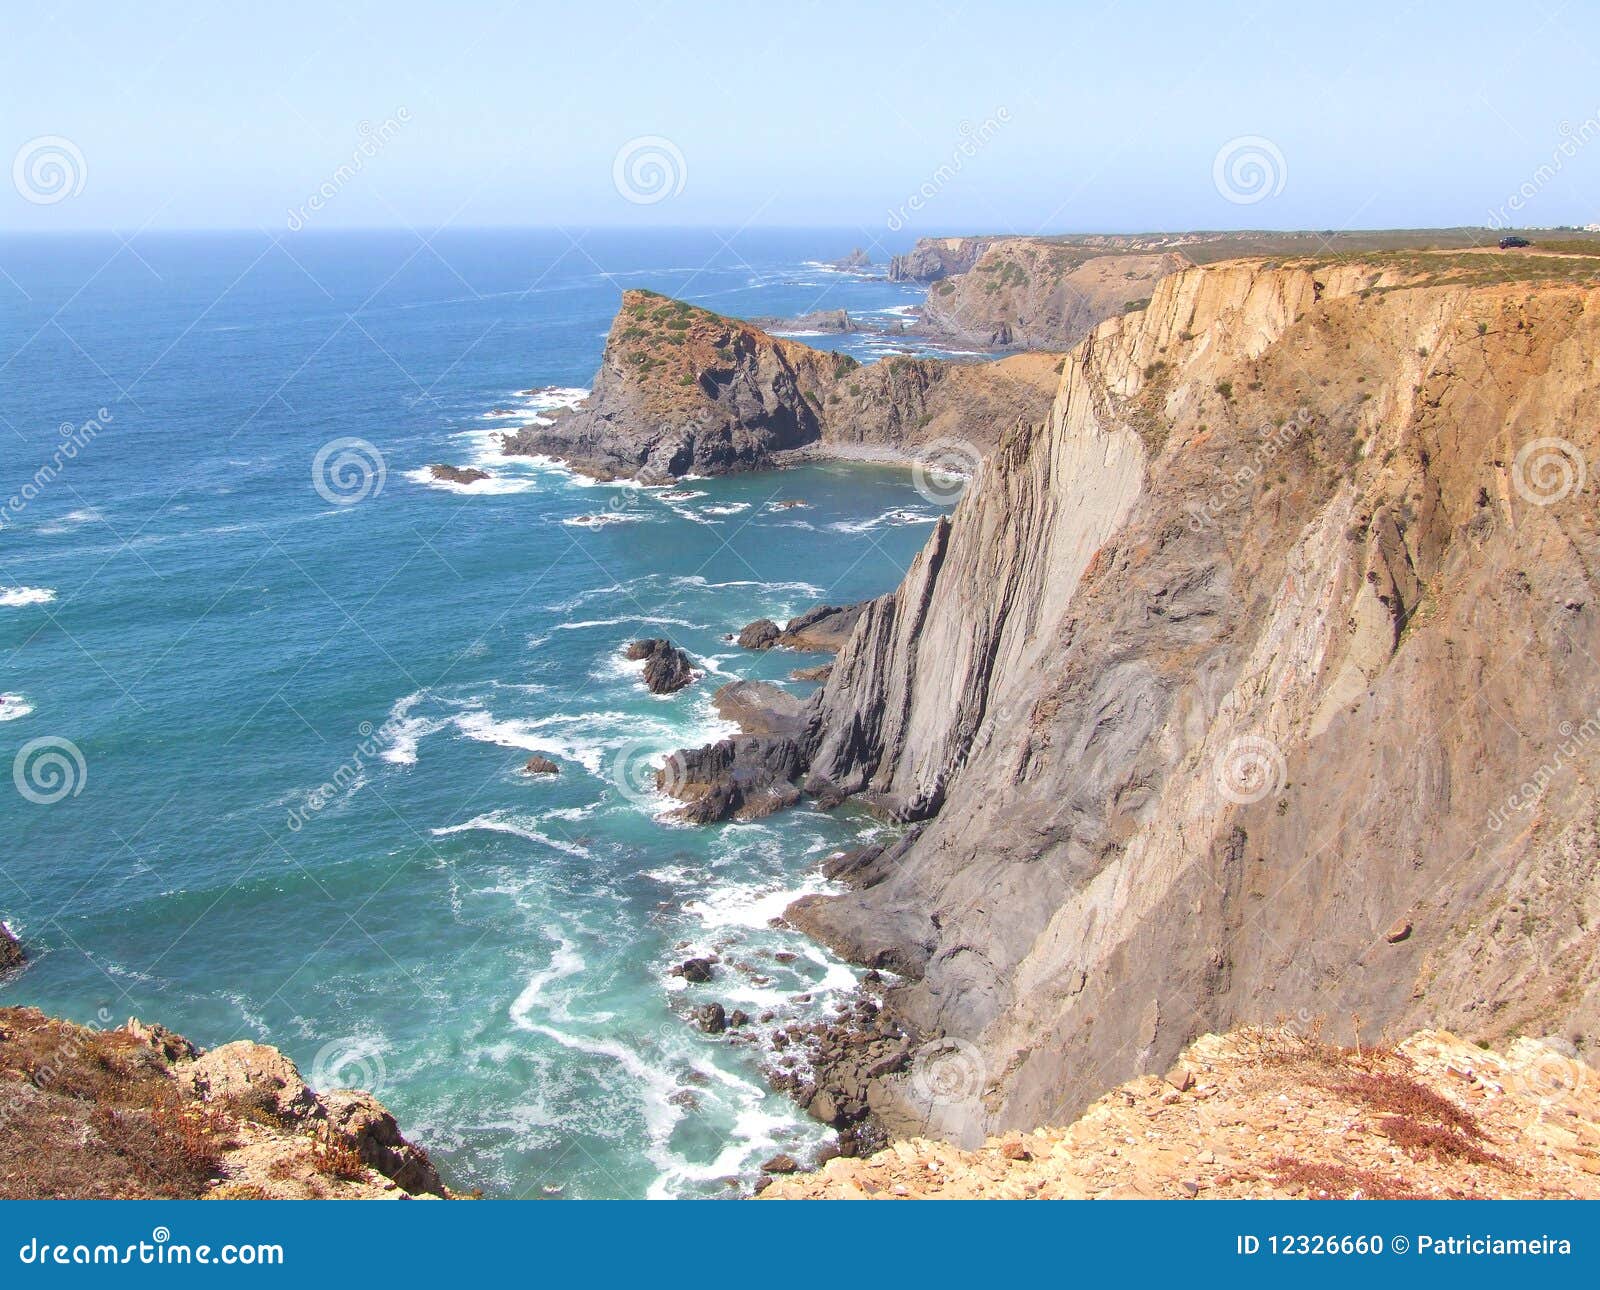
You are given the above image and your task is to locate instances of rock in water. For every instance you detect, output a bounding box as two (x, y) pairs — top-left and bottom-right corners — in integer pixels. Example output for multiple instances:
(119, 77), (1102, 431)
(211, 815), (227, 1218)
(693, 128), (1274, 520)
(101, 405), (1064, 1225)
(692, 1003), (727, 1034)
(624, 638), (696, 694)
(737, 619), (781, 650)
(428, 463), (490, 485)
(523, 755), (560, 776)
(671, 957), (716, 983)
(0, 922), (23, 971)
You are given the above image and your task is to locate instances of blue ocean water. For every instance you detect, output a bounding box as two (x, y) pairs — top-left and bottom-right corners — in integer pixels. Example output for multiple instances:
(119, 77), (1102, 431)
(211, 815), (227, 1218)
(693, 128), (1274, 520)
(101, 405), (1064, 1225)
(0, 229), (962, 1198)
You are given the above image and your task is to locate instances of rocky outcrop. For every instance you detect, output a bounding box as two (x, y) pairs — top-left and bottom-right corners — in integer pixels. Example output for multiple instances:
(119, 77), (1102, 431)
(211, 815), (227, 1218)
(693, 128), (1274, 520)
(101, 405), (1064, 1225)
(502, 290), (1060, 481)
(0, 1007), (447, 1199)
(428, 464), (489, 485)
(523, 755), (560, 775)
(787, 252), (1600, 1144)
(712, 680), (805, 736)
(830, 249), (874, 271)
(763, 1026), (1600, 1199)
(736, 603), (869, 653)
(0, 923), (22, 972)
(888, 237), (996, 283)
(661, 735), (808, 824)
(624, 638), (696, 694)
(921, 242), (1187, 348)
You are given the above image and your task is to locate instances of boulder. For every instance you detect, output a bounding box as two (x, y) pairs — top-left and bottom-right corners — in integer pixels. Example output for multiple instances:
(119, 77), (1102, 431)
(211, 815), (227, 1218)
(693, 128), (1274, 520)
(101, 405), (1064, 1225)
(321, 1089), (446, 1196)
(737, 619), (781, 650)
(624, 639), (696, 694)
(671, 956), (716, 983)
(761, 1153), (800, 1174)
(522, 755), (560, 776)
(692, 1003), (728, 1035)
(187, 1041), (321, 1124)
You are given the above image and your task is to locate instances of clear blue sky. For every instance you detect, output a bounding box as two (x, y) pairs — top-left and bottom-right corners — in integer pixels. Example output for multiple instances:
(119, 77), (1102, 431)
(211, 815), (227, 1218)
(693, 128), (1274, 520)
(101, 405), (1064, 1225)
(5, 0), (1600, 234)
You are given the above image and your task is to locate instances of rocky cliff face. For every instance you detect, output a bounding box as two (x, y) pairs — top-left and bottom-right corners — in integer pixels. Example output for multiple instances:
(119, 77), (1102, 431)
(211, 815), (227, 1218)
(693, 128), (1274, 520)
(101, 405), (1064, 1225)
(888, 237), (996, 283)
(789, 250), (1600, 1142)
(920, 242), (1188, 349)
(503, 289), (1061, 480)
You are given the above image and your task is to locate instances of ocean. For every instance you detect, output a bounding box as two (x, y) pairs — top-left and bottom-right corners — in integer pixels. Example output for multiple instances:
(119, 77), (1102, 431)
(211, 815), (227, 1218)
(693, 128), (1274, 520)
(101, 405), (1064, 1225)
(0, 228), (964, 1198)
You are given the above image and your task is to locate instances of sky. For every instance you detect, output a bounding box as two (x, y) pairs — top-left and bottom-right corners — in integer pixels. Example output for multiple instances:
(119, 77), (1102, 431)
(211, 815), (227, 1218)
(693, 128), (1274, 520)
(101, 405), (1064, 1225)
(4, 0), (1600, 236)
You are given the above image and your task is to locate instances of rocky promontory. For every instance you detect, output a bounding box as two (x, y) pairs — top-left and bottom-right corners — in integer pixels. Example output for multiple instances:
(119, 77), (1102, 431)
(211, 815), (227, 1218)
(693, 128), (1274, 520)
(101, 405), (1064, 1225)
(0, 1006), (448, 1199)
(500, 290), (1060, 481)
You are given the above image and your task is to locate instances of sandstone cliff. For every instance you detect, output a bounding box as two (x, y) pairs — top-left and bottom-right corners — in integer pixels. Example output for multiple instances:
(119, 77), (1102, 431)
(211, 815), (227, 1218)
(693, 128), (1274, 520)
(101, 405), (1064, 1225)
(0, 1007), (447, 1199)
(763, 1025), (1600, 1199)
(502, 290), (1060, 481)
(920, 241), (1188, 349)
(786, 248), (1600, 1143)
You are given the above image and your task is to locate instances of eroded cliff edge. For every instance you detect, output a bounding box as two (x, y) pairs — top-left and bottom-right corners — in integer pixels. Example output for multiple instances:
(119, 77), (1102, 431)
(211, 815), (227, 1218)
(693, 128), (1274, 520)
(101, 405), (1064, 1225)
(0, 1006), (447, 1199)
(785, 250), (1600, 1143)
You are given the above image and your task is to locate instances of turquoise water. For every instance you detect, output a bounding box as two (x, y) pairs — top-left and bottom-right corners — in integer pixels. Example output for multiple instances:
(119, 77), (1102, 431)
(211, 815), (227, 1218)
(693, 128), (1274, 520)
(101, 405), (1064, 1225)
(0, 230), (956, 1198)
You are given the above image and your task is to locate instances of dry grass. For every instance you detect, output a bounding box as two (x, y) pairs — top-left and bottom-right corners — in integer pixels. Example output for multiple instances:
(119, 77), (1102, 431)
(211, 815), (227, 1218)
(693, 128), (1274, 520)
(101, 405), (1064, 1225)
(0, 1007), (225, 1199)
(1376, 1115), (1503, 1169)
(1266, 1156), (1437, 1200)
(313, 1130), (370, 1183)
(1334, 1069), (1482, 1137)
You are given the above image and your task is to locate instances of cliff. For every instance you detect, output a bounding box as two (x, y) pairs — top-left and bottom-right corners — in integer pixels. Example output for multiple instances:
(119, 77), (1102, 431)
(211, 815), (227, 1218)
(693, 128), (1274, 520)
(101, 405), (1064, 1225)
(888, 237), (995, 283)
(763, 1025), (1600, 1199)
(0, 1007), (447, 1199)
(920, 241), (1188, 348)
(503, 290), (1061, 480)
(784, 248), (1600, 1143)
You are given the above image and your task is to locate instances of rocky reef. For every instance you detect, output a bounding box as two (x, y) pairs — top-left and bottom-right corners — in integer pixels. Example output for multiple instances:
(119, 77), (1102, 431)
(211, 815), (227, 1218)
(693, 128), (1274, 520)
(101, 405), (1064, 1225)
(500, 290), (1061, 481)
(0, 1007), (447, 1199)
